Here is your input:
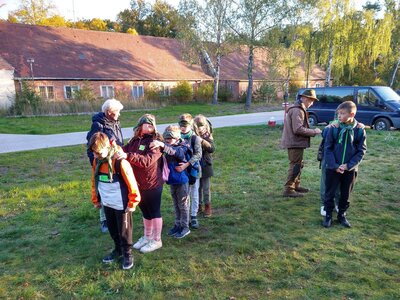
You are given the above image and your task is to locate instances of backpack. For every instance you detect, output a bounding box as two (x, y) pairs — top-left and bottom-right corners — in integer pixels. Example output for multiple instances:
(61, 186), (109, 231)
(317, 126), (363, 167)
(161, 155), (170, 183)
(185, 135), (200, 185)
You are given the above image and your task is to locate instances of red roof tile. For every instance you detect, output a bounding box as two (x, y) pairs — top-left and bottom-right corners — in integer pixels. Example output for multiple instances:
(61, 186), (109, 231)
(0, 22), (212, 81)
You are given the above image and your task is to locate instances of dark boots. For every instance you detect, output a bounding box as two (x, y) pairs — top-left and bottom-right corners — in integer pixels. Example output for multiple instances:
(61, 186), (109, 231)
(283, 188), (304, 198)
(122, 249), (134, 270)
(323, 212), (351, 228)
(337, 214), (351, 228)
(323, 214), (332, 228)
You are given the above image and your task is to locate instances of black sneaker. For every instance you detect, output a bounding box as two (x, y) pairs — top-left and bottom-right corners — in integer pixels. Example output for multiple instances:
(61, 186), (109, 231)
(190, 216), (199, 229)
(337, 215), (351, 228)
(167, 225), (181, 236)
(322, 215), (332, 228)
(122, 254), (134, 270)
(102, 249), (122, 263)
(175, 227), (190, 239)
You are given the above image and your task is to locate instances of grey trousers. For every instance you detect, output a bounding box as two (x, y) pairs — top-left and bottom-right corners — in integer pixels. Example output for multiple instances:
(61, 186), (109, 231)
(199, 176), (211, 205)
(170, 183), (190, 229)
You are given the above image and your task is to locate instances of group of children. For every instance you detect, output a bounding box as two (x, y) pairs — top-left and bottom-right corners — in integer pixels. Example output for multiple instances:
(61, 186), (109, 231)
(88, 112), (214, 270)
(89, 96), (368, 270)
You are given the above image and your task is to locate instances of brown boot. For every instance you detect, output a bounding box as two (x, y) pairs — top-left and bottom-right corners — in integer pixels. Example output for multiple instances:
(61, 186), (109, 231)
(295, 186), (310, 193)
(283, 189), (304, 198)
(204, 203), (212, 217)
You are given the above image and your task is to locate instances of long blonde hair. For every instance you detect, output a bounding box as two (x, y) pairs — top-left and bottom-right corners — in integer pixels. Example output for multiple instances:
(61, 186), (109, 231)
(194, 114), (213, 137)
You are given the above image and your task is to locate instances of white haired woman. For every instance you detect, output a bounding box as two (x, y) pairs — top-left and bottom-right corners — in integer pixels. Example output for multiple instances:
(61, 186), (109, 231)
(86, 98), (124, 233)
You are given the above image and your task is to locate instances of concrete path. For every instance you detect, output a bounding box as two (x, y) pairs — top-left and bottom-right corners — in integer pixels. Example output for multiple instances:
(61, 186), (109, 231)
(0, 111), (284, 154)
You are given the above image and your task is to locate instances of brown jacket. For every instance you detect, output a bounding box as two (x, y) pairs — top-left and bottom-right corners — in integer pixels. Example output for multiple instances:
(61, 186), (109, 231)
(280, 101), (319, 149)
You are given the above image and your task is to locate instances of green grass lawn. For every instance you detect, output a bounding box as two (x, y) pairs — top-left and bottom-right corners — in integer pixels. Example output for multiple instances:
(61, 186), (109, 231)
(0, 126), (399, 299)
(0, 102), (281, 134)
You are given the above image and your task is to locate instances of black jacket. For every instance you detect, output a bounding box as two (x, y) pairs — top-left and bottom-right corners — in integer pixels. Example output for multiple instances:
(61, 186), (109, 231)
(86, 112), (124, 165)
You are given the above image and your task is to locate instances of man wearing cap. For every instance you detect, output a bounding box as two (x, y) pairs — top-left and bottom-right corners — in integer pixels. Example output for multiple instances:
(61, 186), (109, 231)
(281, 89), (322, 197)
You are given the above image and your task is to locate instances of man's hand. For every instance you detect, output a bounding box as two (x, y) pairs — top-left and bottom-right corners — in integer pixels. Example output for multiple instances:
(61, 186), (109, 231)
(315, 128), (322, 134)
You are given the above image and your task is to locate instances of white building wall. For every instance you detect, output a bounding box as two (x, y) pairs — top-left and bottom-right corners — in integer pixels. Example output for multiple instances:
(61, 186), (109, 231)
(0, 70), (15, 109)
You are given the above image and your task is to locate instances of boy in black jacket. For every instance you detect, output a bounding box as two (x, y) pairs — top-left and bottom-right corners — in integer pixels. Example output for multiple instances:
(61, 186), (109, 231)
(323, 101), (367, 228)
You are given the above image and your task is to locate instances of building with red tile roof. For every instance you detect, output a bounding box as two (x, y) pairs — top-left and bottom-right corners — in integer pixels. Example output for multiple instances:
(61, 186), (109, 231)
(0, 21), (325, 108)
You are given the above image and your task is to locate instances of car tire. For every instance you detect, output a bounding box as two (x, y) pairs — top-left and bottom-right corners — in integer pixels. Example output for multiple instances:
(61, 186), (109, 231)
(308, 114), (318, 126)
(373, 117), (391, 131)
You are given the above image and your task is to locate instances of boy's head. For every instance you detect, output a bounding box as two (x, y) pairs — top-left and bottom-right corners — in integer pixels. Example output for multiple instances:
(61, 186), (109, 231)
(179, 113), (193, 134)
(337, 101), (357, 123)
(89, 132), (110, 159)
(163, 125), (181, 145)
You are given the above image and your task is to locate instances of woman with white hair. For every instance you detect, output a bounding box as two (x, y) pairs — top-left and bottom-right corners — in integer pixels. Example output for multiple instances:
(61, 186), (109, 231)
(86, 98), (124, 233)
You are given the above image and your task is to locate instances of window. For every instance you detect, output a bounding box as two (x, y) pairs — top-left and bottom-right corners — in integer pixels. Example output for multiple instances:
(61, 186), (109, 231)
(132, 85), (144, 99)
(101, 86), (114, 98)
(315, 83), (321, 88)
(160, 85), (170, 96)
(39, 86), (54, 99)
(64, 85), (80, 99)
(319, 88), (353, 103)
(357, 88), (379, 107)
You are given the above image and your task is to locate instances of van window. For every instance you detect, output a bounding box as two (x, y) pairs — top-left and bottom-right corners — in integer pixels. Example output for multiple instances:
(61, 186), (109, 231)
(357, 88), (379, 107)
(319, 88), (353, 103)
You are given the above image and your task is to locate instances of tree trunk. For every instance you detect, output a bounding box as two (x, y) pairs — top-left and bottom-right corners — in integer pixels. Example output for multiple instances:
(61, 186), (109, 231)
(325, 40), (334, 87)
(245, 45), (254, 110)
(212, 54), (221, 105)
(389, 57), (400, 87)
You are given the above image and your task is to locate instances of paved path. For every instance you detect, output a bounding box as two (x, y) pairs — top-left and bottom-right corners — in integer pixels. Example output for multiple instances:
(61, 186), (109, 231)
(0, 111), (284, 154)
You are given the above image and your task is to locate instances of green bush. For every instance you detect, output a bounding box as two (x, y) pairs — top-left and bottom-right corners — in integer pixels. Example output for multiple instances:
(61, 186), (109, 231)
(9, 81), (42, 115)
(254, 82), (276, 103)
(171, 81), (193, 103)
(196, 82), (214, 101)
(218, 87), (232, 102)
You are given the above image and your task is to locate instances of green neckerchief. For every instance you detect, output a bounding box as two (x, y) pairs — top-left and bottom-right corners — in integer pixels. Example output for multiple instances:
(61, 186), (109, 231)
(181, 130), (193, 140)
(94, 145), (117, 194)
(338, 121), (356, 164)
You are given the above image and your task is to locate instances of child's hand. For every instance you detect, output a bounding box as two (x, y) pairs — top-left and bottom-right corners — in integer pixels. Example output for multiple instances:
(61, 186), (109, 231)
(336, 167), (344, 174)
(315, 128), (322, 134)
(339, 164), (348, 171)
(150, 140), (164, 149)
(175, 162), (190, 172)
(125, 206), (135, 213)
(113, 150), (127, 160)
(94, 203), (102, 209)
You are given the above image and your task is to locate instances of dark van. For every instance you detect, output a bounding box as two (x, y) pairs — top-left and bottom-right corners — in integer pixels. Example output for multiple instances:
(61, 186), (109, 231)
(297, 86), (400, 130)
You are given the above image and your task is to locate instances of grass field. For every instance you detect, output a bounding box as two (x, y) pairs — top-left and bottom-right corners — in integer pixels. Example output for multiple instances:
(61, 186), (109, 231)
(0, 102), (281, 135)
(0, 125), (399, 299)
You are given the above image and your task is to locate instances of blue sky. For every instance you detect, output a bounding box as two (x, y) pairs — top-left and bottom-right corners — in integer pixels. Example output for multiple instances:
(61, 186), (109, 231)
(0, 0), (378, 22)
(0, 0), (180, 21)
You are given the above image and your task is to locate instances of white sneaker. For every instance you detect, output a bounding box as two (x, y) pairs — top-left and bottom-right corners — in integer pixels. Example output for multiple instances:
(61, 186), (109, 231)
(335, 205), (339, 213)
(320, 206), (326, 216)
(140, 239), (162, 253)
(132, 236), (150, 250)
